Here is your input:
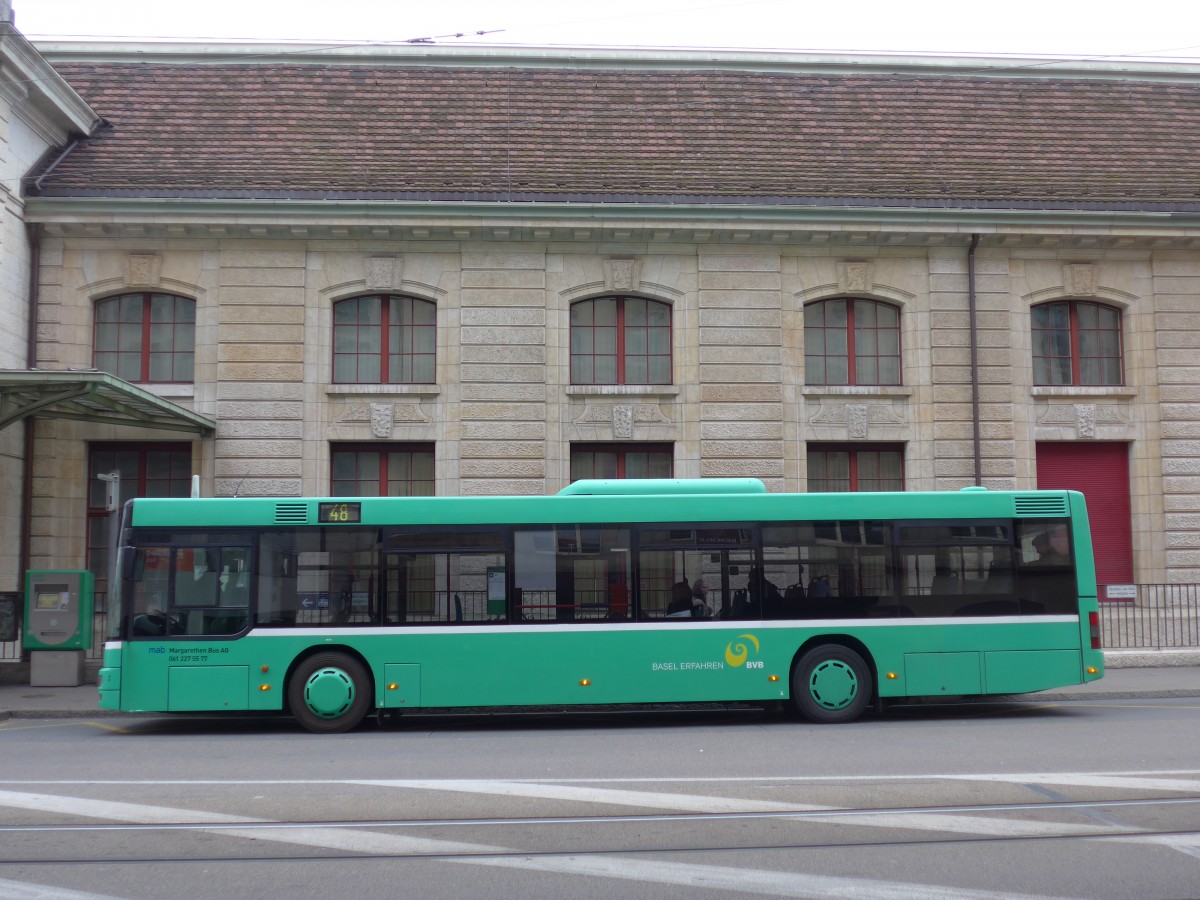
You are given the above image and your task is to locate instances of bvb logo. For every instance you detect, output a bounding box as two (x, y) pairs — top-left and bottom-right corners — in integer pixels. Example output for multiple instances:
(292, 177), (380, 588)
(724, 633), (760, 667)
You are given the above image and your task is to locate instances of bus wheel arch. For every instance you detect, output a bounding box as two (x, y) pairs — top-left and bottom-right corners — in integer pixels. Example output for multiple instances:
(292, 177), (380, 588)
(285, 647), (375, 734)
(789, 637), (875, 724)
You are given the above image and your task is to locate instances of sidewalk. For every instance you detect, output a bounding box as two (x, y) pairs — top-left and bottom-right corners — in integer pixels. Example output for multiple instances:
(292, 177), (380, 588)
(1, 652), (1198, 721)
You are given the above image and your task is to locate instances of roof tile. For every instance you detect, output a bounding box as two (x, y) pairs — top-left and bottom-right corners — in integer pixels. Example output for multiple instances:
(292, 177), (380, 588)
(34, 62), (1200, 209)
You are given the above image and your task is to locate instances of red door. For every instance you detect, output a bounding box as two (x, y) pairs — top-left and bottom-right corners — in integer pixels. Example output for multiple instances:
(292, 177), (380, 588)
(1036, 442), (1133, 594)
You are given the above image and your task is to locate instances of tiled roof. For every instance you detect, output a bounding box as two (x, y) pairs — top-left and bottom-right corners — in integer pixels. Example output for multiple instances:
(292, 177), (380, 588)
(34, 61), (1200, 210)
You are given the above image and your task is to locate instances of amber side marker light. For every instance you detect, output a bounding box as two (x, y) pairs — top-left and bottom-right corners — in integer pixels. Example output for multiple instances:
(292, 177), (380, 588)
(260, 665), (269, 673)
(258, 684), (271, 692)
(886, 672), (899, 680)
(768, 675), (780, 682)
(1086, 667), (1099, 675)
(579, 679), (591, 686)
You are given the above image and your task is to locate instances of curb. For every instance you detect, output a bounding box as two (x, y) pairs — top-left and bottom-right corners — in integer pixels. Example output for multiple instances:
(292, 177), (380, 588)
(1104, 649), (1200, 668)
(0, 709), (133, 721)
(4, 689), (1198, 721)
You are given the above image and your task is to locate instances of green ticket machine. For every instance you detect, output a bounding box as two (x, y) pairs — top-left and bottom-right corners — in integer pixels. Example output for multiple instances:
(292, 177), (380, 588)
(24, 570), (94, 686)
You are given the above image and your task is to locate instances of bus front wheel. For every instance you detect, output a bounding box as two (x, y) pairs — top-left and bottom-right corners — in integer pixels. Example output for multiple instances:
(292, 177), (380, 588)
(792, 644), (872, 724)
(288, 652), (373, 734)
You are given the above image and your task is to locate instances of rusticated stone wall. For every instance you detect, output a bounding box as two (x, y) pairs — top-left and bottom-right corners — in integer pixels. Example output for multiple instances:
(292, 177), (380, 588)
(25, 230), (1198, 585)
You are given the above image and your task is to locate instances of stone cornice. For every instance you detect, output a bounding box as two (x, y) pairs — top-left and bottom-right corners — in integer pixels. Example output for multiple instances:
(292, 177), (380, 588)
(25, 195), (1200, 223)
(1, 24), (99, 143)
(25, 200), (1200, 251)
(34, 41), (1200, 83)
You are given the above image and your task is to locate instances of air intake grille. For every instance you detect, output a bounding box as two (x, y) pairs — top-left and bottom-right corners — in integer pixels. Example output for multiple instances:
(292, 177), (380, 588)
(274, 503), (309, 525)
(1014, 495), (1068, 517)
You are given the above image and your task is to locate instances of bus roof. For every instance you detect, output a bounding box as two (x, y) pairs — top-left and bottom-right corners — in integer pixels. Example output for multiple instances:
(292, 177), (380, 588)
(557, 478), (768, 497)
(125, 482), (1085, 529)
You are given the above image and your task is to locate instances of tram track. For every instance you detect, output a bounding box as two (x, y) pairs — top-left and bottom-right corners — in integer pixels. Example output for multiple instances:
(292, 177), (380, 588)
(2, 827), (1199, 868)
(1, 794), (1197, 868)
(2, 793), (1199, 833)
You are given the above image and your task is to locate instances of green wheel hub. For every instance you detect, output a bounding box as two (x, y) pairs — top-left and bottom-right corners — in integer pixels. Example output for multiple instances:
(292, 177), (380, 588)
(302, 666), (357, 719)
(807, 658), (859, 711)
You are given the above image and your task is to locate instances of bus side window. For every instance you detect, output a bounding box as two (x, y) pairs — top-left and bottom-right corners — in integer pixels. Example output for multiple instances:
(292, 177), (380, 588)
(220, 549), (251, 606)
(255, 539), (299, 627)
(1017, 523), (1076, 615)
(984, 547), (1014, 594)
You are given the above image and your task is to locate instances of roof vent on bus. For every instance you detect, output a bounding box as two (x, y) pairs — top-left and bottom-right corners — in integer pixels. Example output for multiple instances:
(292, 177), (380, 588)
(1014, 495), (1068, 517)
(274, 502), (310, 525)
(557, 478), (768, 497)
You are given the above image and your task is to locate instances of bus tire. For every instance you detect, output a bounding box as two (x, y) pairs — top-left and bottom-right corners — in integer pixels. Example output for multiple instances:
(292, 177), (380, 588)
(792, 644), (872, 724)
(288, 652), (373, 734)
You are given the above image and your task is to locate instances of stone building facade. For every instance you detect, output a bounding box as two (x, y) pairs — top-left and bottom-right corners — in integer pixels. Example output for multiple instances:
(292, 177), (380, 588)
(0, 5), (98, 604)
(10, 39), (1200, 603)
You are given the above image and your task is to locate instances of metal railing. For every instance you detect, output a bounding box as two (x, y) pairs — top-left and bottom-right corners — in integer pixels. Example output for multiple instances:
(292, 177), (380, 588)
(1099, 585), (1200, 650)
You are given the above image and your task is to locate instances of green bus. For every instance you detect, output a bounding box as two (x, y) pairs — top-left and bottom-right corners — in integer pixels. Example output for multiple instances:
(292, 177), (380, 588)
(98, 479), (1104, 733)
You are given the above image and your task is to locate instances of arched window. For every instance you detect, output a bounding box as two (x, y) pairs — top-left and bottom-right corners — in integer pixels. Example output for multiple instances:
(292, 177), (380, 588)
(570, 296), (671, 385)
(333, 295), (436, 384)
(804, 298), (901, 386)
(1031, 301), (1123, 386)
(94, 293), (195, 383)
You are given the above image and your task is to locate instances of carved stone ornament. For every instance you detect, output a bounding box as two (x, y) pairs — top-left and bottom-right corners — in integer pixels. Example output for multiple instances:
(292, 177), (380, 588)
(390, 405), (428, 423)
(573, 403), (673, 436)
(613, 405), (634, 439)
(808, 401), (905, 438)
(603, 258), (642, 292)
(127, 254), (162, 288)
(1063, 263), (1098, 296)
(365, 257), (401, 291)
(847, 404), (869, 439)
(1076, 404), (1097, 439)
(1036, 403), (1126, 437)
(370, 403), (394, 438)
(337, 402), (430, 431)
(837, 261), (874, 294)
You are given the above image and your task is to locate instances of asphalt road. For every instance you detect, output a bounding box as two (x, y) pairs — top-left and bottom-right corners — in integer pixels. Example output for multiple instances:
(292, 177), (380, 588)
(1, 698), (1199, 899)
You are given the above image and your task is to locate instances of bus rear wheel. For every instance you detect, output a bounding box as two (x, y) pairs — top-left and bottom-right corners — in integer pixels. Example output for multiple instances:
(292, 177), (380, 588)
(288, 652), (373, 734)
(792, 644), (871, 724)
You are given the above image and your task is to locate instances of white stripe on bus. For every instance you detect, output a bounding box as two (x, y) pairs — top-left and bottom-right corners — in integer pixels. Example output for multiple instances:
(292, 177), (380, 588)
(243, 615), (1082, 639)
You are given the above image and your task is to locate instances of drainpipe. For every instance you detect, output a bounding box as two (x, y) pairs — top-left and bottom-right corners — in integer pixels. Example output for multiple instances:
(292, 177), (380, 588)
(29, 132), (88, 195)
(25, 223), (39, 365)
(20, 224), (40, 591)
(967, 233), (982, 487)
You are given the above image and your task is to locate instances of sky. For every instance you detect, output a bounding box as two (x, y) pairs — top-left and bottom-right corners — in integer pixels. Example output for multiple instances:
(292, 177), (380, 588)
(16, 0), (1200, 60)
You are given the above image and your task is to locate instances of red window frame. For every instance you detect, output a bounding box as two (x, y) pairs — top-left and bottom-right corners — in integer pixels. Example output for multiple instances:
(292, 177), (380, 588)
(570, 297), (672, 385)
(330, 443), (435, 496)
(807, 443), (905, 492)
(1031, 301), (1124, 386)
(86, 442), (193, 598)
(332, 295), (436, 385)
(570, 443), (674, 481)
(804, 298), (901, 386)
(93, 293), (195, 384)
